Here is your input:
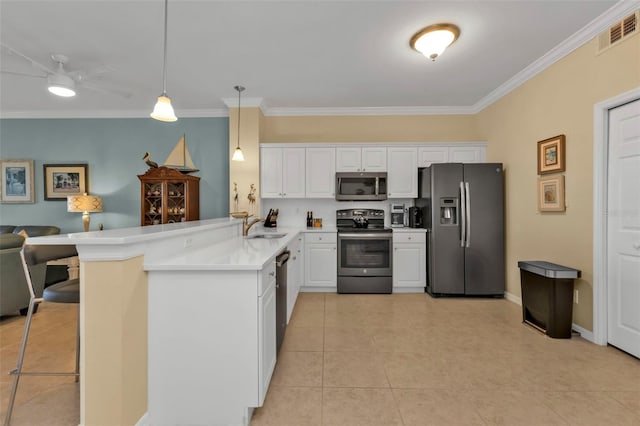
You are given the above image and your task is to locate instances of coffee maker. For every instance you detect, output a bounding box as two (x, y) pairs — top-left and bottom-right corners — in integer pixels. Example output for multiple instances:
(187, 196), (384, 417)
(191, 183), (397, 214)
(408, 206), (423, 228)
(390, 203), (405, 227)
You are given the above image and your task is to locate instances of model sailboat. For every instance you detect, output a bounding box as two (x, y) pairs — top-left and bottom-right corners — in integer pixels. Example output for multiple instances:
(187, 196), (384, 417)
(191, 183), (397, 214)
(163, 134), (199, 173)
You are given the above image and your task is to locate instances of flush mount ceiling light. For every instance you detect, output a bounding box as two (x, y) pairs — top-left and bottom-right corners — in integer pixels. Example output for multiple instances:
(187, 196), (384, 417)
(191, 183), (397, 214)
(47, 72), (76, 97)
(410, 23), (460, 61)
(150, 0), (177, 122)
(232, 85), (245, 162)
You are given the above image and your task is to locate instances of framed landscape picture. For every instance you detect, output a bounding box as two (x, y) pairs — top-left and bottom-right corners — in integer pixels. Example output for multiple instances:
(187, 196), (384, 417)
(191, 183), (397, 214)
(0, 159), (35, 203)
(537, 134), (566, 175)
(538, 174), (565, 212)
(43, 163), (88, 200)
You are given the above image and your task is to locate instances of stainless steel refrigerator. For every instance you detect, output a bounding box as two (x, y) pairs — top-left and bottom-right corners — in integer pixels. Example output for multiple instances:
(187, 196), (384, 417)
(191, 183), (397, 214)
(416, 163), (504, 296)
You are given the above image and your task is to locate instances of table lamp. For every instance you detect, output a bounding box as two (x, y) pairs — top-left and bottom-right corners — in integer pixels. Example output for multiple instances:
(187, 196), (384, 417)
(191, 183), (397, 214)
(67, 193), (103, 232)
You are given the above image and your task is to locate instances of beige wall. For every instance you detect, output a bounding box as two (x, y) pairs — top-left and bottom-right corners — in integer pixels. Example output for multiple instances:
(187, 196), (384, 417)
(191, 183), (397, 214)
(229, 107), (263, 215)
(477, 35), (640, 330)
(261, 115), (480, 142)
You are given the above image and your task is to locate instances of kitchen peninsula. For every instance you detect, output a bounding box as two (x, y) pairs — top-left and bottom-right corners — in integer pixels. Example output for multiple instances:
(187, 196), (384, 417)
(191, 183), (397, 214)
(25, 218), (301, 426)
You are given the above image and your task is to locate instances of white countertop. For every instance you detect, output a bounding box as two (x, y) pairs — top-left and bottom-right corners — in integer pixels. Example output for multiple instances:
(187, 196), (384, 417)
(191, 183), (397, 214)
(392, 227), (428, 233)
(145, 226), (302, 271)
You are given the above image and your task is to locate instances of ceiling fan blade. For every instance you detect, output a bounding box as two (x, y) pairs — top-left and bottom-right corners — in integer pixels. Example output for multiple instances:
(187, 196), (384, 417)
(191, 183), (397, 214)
(0, 69), (47, 79)
(0, 43), (55, 75)
(80, 81), (133, 99)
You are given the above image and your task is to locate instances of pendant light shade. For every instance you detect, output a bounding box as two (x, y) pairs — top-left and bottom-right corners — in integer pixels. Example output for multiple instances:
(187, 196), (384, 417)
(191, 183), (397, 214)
(410, 23), (460, 61)
(232, 85), (245, 162)
(150, 0), (177, 122)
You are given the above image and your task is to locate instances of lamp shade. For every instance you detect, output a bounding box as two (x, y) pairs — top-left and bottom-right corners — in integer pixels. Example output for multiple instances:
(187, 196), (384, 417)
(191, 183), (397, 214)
(47, 73), (76, 97)
(67, 193), (103, 213)
(150, 95), (177, 122)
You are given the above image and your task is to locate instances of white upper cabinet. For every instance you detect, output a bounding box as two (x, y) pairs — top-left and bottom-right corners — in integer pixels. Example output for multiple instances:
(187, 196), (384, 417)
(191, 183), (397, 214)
(260, 147), (305, 198)
(418, 145), (486, 167)
(387, 147), (417, 198)
(449, 146), (486, 163)
(336, 146), (387, 172)
(306, 147), (336, 198)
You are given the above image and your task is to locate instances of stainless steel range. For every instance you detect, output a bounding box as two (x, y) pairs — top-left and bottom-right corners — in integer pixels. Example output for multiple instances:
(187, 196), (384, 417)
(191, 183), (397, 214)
(336, 209), (393, 294)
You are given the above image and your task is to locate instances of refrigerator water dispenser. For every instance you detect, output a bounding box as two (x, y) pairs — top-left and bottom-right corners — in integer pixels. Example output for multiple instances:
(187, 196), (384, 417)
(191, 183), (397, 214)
(440, 198), (457, 225)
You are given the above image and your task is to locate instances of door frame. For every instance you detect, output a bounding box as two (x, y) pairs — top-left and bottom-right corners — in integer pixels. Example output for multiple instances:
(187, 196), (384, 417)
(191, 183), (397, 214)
(592, 86), (640, 346)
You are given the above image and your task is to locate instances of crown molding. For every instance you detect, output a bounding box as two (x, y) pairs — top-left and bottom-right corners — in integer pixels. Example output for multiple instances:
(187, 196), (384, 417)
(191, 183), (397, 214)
(0, 108), (230, 119)
(471, 0), (640, 113)
(262, 105), (476, 116)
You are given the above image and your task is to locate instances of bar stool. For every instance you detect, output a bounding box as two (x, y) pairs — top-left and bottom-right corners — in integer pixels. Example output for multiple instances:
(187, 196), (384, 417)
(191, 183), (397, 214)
(4, 244), (79, 426)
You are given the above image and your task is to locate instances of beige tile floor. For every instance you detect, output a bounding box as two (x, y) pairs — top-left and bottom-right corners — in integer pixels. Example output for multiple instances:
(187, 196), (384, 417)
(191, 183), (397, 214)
(0, 294), (638, 426)
(251, 293), (640, 426)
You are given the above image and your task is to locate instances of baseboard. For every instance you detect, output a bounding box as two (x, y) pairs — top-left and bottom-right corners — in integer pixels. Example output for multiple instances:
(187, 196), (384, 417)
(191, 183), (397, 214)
(571, 323), (595, 343)
(135, 412), (149, 426)
(392, 287), (426, 294)
(504, 291), (521, 305)
(300, 287), (338, 293)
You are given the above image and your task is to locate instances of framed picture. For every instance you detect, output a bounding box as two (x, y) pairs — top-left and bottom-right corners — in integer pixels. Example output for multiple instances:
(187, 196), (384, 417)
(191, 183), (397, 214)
(538, 175), (565, 212)
(43, 163), (88, 201)
(537, 134), (566, 175)
(0, 159), (35, 203)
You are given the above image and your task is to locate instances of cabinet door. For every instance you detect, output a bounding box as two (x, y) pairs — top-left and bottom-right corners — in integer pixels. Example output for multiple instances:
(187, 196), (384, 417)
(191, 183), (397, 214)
(393, 243), (426, 289)
(362, 147), (387, 171)
(286, 235), (303, 323)
(258, 281), (277, 405)
(306, 147), (336, 198)
(418, 146), (449, 167)
(304, 243), (337, 287)
(260, 148), (284, 198)
(336, 147), (362, 172)
(387, 147), (418, 198)
(282, 148), (306, 198)
(450, 146), (485, 163)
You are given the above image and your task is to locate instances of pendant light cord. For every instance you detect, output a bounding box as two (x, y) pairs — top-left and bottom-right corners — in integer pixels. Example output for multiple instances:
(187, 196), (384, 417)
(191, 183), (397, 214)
(235, 86), (245, 149)
(161, 0), (169, 95)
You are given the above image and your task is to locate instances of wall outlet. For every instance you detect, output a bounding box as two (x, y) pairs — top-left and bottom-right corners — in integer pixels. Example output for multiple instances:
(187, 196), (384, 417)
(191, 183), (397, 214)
(574, 289), (579, 304)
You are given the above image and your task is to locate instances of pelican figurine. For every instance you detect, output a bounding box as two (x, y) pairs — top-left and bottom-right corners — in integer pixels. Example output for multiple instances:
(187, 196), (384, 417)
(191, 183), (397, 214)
(143, 152), (158, 168)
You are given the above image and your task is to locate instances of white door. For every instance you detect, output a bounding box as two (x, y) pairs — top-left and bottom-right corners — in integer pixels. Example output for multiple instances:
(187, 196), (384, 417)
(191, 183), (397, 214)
(282, 148), (306, 198)
(607, 98), (640, 358)
(387, 147), (418, 198)
(306, 147), (336, 197)
(361, 147), (387, 171)
(336, 147), (362, 172)
(260, 148), (283, 198)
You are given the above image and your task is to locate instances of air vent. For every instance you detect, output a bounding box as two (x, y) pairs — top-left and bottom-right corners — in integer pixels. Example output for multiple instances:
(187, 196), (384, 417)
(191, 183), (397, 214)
(597, 10), (639, 54)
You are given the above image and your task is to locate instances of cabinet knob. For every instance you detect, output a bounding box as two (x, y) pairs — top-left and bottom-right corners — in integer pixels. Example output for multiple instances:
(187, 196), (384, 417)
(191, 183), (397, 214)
(408, 237), (412, 240)
(292, 256), (297, 260)
(269, 271), (275, 277)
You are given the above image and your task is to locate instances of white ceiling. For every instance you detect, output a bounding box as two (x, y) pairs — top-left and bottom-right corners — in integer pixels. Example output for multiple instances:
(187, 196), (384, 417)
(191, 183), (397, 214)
(0, 0), (631, 118)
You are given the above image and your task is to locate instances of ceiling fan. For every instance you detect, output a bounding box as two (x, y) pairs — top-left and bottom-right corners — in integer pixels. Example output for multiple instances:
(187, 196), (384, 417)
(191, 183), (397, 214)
(0, 44), (130, 98)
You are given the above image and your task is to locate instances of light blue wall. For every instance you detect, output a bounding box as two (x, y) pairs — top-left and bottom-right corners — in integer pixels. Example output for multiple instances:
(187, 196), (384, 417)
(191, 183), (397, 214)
(0, 117), (229, 233)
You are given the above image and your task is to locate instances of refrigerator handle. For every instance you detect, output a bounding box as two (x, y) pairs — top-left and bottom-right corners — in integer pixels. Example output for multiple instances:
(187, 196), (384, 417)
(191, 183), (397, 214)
(465, 181), (471, 248)
(459, 181), (466, 247)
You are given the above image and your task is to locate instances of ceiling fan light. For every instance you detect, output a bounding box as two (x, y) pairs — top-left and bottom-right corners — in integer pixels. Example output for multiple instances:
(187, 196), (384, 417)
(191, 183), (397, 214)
(410, 23), (460, 61)
(150, 95), (177, 122)
(47, 73), (76, 97)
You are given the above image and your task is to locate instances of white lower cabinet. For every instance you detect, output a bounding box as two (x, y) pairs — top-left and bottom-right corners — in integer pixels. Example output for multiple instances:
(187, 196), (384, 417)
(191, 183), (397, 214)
(393, 231), (426, 292)
(259, 264), (277, 402)
(286, 234), (304, 322)
(304, 232), (337, 289)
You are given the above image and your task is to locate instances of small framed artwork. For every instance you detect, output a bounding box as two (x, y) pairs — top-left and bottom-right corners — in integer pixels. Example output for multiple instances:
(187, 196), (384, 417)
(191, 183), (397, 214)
(538, 175), (565, 212)
(0, 159), (35, 203)
(43, 163), (88, 201)
(537, 134), (566, 175)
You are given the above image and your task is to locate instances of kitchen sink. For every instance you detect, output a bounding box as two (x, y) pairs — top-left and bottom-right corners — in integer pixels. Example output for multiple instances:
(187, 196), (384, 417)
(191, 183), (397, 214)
(247, 233), (287, 239)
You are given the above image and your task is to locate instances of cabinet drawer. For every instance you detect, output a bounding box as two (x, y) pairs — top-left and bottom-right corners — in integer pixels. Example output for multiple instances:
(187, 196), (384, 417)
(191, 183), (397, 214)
(393, 232), (426, 244)
(305, 232), (337, 244)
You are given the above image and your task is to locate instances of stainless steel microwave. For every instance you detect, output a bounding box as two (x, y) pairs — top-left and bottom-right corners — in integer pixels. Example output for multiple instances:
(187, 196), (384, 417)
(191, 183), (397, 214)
(335, 172), (387, 201)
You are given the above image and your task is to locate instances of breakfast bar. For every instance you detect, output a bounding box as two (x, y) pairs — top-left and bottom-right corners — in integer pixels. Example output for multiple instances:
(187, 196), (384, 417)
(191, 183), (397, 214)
(26, 218), (299, 426)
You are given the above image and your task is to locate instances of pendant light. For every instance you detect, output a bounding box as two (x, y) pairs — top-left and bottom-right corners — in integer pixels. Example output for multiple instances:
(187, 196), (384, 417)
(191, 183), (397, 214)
(150, 0), (177, 122)
(232, 85), (245, 162)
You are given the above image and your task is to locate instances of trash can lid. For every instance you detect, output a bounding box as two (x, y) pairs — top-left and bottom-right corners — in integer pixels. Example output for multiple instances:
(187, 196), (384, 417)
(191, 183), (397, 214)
(517, 261), (581, 279)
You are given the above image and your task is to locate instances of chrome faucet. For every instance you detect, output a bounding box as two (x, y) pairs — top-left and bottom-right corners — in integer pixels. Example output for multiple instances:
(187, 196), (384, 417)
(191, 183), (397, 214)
(242, 216), (264, 236)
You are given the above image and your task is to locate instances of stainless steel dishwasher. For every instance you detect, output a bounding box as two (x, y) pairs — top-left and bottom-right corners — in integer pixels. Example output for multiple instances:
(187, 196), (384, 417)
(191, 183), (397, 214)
(275, 249), (290, 354)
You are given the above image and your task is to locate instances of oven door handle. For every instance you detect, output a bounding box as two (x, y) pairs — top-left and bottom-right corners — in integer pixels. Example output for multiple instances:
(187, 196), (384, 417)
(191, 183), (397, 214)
(338, 233), (393, 239)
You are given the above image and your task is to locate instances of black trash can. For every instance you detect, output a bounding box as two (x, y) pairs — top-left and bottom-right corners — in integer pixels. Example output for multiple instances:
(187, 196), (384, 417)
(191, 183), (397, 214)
(517, 261), (581, 338)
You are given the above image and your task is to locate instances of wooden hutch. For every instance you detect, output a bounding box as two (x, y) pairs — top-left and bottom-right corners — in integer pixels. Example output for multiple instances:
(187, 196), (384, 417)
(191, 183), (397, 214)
(138, 167), (200, 226)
